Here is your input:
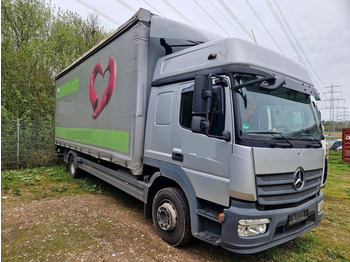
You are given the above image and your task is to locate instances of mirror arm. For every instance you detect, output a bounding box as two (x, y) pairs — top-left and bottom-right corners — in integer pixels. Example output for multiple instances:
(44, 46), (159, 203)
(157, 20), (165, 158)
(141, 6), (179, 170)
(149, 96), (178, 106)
(259, 77), (285, 90)
(203, 74), (215, 127)
(232, 75), (285, 91)
(233, 76), (275, 91)
(204, 73), (226, 125)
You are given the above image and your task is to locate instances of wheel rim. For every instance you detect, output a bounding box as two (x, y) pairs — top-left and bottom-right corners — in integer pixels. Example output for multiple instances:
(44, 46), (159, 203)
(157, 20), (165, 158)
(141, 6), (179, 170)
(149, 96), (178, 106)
(156, 200), (177, 231)
(70, 159), (75, 175)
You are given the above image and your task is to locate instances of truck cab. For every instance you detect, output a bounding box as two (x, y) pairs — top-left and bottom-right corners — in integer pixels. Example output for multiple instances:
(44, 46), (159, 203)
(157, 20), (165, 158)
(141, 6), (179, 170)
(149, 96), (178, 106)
(144, 38), (326, 253)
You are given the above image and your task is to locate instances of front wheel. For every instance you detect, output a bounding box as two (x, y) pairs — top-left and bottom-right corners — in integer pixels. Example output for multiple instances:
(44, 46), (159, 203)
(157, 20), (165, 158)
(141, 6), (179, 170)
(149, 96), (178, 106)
(152, 187), (192, 246)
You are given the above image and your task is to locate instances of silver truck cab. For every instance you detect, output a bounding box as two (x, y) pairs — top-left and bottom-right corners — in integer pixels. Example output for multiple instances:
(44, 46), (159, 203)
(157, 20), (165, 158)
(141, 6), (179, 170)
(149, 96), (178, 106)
(145, 37), (326, 253)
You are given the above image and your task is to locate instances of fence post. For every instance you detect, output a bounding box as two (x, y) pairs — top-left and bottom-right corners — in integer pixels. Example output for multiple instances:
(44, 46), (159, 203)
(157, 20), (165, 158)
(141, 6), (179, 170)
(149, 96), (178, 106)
(17, 119), (20, 168)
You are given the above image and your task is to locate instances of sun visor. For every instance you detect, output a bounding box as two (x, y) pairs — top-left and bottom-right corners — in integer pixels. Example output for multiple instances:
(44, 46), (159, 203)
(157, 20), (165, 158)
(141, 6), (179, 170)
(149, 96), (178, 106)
(291, 81), (321, 101)
(312, 86), (321, 100)
(282, 78), (321, 100)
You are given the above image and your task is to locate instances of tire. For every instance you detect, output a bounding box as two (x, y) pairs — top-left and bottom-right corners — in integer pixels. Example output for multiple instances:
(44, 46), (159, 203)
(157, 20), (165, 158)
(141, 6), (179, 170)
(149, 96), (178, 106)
(152, 187), (192, 246)
(68, 154), (81, 178)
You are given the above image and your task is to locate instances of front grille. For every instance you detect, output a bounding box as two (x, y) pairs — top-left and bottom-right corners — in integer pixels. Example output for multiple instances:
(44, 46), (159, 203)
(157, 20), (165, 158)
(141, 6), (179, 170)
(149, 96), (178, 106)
(257, 169), (322, 206)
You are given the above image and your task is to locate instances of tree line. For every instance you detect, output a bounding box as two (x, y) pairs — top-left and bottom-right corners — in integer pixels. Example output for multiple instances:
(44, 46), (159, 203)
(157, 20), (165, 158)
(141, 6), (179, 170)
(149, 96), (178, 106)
(1, 0), (108, 121)
(322, 121), (350, 133)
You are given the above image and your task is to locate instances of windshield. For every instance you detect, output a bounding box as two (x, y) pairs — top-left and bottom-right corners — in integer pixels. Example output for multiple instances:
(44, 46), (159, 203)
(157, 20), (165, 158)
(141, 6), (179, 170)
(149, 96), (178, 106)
(235, 75), (322, 147)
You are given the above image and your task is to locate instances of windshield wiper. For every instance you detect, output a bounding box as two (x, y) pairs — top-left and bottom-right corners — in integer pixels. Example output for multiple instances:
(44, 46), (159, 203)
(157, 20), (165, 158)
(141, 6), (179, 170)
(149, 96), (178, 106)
(272, 133), (295, 148)
(245, 131), (295, 148)
(295, 132), (322, 148)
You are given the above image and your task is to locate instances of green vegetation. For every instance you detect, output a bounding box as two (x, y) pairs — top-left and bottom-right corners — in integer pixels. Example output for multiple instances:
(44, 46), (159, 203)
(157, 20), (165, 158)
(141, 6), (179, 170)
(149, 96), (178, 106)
(1, 0), (108, 121)
(2, 153), (349, 261)
(1, 120), (57, 169)
(312, 151), (350, 261)
(1, 0), (109, 169)
(323, 121), (350, 135)
(1, 165), (106, 201)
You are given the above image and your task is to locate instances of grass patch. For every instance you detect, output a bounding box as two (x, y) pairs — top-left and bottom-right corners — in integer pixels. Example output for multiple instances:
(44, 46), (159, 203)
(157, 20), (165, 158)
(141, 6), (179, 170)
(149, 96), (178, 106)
(1, 165), (108, 201)
(311, 151), (350, 261)
(2, 215), (94, 262)
(1, 153), (350, 261)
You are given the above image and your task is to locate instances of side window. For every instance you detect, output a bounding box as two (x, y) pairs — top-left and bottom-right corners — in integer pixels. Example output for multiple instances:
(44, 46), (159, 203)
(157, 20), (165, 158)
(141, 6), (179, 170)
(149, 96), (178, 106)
(180, 90), (193, 129)
(180, 86), (225, 136)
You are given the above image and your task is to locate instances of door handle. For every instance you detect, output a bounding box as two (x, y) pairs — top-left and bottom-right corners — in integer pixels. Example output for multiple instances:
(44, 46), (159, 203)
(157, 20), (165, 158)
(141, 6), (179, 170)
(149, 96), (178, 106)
(172, 152), (184, 162)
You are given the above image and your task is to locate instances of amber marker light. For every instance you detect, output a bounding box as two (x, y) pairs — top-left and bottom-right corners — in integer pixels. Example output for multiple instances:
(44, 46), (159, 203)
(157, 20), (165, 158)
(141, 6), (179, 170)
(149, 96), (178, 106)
(208, 53), (217, 60)
(218, 213), (225, 222)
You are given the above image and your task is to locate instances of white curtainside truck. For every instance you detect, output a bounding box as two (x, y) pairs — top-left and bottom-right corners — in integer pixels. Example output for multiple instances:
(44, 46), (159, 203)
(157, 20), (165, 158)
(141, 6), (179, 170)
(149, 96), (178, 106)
(55, 9), (327, 254)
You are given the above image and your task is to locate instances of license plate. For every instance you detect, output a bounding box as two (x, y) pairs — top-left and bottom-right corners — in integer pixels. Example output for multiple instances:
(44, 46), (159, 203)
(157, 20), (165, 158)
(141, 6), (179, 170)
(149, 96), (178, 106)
(288, 210), (308, 226)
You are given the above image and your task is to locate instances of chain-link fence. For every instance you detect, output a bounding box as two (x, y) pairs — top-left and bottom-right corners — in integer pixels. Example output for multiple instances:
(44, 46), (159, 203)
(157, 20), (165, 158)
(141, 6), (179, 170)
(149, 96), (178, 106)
(1, 120), (59, 170)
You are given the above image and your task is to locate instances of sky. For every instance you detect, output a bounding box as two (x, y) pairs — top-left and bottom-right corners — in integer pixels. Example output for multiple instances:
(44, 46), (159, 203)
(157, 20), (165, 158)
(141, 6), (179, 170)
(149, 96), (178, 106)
(49, 0), (350, 121)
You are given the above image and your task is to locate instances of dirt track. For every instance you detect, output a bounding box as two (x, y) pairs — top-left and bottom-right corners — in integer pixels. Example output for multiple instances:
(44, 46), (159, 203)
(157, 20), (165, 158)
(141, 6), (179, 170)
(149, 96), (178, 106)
(2, 192), (255, 261)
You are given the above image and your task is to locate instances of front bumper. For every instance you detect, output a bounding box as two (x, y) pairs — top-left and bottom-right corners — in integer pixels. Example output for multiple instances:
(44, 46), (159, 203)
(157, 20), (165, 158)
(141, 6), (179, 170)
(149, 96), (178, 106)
(221, 192), (324, 254)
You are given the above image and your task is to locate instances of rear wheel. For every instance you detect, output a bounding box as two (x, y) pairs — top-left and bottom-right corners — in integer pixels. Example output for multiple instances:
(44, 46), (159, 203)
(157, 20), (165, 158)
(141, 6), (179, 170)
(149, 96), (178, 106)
(68, 154), (81, 178)
(152, 187), (192, 246)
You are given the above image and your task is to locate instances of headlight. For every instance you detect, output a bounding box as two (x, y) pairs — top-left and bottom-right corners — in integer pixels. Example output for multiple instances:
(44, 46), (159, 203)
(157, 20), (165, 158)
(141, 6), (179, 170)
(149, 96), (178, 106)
(238, 218), (270, 237)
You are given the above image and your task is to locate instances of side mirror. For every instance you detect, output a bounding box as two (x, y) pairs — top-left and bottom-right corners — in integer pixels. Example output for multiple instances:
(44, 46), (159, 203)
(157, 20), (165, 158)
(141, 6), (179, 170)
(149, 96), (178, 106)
(191, 116), (231, 141)
(191, 74), (230, 141)
(222, 130), (231, 142)
(191, 116), (208, 134)
(193, 75), (211, 115)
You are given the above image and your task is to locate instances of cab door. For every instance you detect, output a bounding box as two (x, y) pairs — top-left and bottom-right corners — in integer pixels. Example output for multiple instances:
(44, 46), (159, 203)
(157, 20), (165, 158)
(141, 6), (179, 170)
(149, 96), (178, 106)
(170, 80), (232, 207)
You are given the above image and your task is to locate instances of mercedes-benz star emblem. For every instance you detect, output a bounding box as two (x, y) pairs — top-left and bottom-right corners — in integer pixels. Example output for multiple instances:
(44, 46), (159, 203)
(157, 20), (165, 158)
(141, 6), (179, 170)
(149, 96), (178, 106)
(293, 167), (305, 191)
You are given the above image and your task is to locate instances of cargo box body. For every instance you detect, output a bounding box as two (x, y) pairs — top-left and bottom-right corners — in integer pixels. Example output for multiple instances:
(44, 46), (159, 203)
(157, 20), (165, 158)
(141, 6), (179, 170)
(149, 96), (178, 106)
(55, 9), (219, 175)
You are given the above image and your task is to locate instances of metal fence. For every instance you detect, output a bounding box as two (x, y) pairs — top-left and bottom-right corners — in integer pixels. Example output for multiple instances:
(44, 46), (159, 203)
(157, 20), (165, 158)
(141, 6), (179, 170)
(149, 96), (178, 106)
(1, 120), (59, 169)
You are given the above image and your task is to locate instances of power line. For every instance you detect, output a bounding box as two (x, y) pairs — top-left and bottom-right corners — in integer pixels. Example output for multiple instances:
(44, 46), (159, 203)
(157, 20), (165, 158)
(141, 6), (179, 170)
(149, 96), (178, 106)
(272, 0), (325, 88)
(74, 0), (121, 25)
(217, 0), (255, 41)
(143, 0), (165, 17)
(208, 0), (244, 38)
(193, 0), (231, 37)
(113, 0), (136, 13)
(162, 0), (195, 26)
(322, 84), (343, 129)
(265, 0), (301, 58)
(286, 0), (330, 82)
(265, 0), (322, 87)
(286, 1), (313, 52)
(245, 0), (285, 55)
(334, 106), (349, 122)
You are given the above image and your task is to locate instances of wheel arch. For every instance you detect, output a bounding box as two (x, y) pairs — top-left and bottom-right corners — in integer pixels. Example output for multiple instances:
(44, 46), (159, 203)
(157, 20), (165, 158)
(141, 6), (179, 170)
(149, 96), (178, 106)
(143, 159), (198, 235)
(66, 150), (80, 169)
